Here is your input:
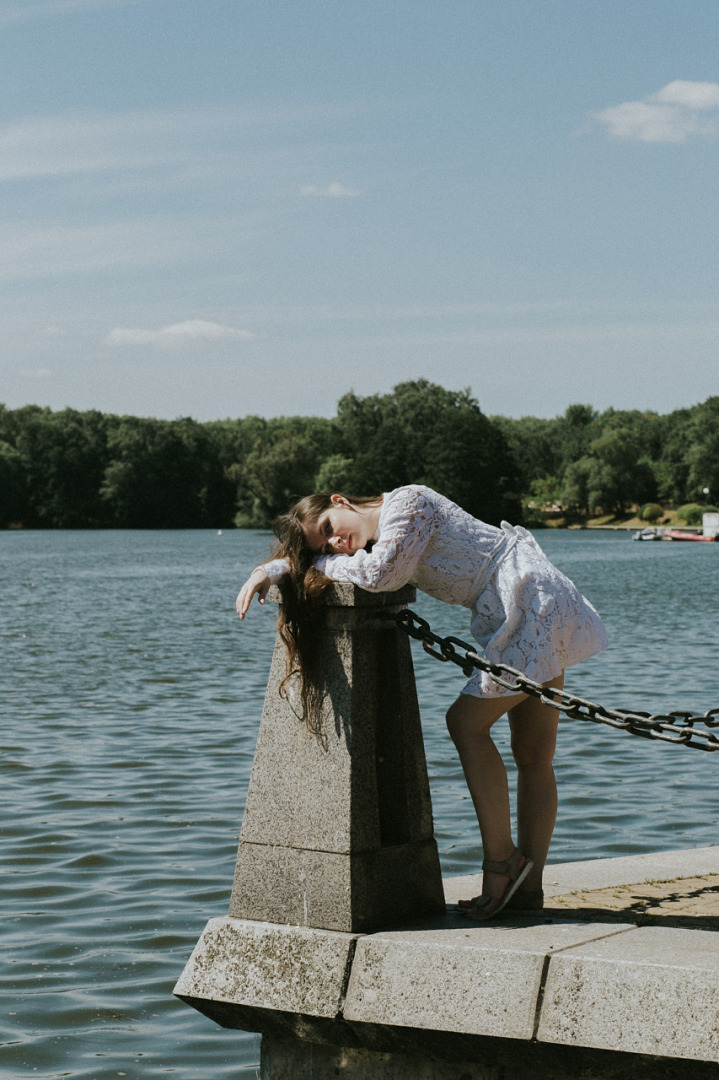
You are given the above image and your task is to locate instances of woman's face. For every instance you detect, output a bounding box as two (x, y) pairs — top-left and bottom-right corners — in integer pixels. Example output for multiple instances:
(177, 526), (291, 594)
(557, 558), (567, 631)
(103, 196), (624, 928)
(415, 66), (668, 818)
(303, 496), (375, 557)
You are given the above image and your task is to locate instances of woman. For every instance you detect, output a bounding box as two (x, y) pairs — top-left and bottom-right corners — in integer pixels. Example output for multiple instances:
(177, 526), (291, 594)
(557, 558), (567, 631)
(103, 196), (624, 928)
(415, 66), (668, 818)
(237, 485), (608, 919)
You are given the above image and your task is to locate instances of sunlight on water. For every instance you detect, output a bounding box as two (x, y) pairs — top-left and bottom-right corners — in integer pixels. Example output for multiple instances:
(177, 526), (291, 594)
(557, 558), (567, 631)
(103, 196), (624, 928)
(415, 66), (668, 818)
(2, 528), (718, 1077)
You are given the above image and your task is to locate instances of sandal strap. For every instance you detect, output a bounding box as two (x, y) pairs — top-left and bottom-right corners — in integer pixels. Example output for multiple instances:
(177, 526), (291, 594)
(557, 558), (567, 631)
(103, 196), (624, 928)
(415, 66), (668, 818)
(482, 857), (513, 876)
(482, 847), (522, 878)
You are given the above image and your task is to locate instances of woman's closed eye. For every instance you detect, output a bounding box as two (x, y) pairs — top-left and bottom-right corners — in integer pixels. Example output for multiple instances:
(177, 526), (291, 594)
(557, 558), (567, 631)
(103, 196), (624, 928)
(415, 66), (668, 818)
(321, 518), (333, 555)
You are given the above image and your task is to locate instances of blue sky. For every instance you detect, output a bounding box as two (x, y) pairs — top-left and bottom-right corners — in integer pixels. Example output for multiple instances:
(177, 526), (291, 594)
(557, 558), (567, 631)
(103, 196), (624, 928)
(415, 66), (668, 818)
(2, 0), (718, 421)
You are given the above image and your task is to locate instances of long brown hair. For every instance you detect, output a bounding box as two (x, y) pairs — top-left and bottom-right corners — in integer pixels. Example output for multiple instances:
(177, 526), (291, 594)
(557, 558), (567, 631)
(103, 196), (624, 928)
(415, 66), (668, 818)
(271, 492), (381, 729)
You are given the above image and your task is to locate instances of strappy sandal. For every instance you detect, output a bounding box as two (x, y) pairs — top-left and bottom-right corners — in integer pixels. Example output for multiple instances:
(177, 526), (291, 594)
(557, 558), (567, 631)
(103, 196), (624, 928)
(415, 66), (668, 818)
(459, 848), (534, 920)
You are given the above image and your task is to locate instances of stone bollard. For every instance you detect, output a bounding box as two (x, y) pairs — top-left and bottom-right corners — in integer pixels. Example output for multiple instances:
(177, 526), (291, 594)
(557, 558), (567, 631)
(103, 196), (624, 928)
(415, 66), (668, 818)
(229, 582), (446, 933)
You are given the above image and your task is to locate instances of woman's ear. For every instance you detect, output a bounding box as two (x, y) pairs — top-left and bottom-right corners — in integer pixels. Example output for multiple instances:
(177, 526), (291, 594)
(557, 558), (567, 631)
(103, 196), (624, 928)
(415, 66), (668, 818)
(330, 494), (350, 507)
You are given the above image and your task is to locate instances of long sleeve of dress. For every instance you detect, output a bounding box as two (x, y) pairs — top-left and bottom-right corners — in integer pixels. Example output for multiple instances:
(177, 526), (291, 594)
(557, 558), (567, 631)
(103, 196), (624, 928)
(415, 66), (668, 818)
(260, 558), (290, 582)
(314, 486), (439, 591)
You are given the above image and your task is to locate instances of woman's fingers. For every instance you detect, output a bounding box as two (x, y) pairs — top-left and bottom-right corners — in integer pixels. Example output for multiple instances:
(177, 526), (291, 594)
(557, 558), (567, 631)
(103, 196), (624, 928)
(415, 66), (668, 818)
(236, 581), (256, 618)
(236, 586), (249, 617)
(236, 571), (270, 618)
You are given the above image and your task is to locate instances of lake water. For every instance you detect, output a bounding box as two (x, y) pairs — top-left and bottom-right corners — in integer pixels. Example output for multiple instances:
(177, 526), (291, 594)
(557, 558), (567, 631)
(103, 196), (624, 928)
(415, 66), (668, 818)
(3, 528), (718, 1078)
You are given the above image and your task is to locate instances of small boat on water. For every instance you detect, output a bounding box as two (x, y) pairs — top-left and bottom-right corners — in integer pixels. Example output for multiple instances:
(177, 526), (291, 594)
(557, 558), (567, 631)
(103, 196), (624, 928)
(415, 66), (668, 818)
(633, 527), (665, 541)
(665, 529), (717, 542)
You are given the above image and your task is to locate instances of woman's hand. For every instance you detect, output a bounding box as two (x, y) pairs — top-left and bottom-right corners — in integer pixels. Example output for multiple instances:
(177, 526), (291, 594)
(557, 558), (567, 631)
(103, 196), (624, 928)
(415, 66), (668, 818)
(236, 569), (271, 619)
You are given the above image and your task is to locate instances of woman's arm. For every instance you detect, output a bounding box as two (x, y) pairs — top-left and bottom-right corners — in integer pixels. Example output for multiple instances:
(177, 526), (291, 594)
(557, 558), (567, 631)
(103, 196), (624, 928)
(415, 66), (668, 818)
(315, 486), (438, 591)
(236, 486), (438, 614)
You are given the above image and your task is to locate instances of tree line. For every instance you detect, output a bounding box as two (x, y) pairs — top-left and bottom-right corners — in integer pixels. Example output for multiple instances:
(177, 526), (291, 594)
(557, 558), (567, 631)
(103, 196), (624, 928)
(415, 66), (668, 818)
(1, 381), (717, 529)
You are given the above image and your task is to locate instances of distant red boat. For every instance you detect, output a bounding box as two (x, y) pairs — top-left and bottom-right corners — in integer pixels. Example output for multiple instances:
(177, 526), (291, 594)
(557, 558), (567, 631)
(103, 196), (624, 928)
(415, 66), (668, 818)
(665, 529), (717, 542)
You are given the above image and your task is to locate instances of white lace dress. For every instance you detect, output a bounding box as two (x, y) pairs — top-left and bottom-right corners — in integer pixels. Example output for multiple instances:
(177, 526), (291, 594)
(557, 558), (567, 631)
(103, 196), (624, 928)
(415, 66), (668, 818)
(262, 485), (608, 698)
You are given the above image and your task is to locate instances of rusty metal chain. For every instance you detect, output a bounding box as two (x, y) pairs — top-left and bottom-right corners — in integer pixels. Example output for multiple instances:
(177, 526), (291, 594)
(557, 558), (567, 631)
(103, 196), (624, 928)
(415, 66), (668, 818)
(384, 608), (719, 753)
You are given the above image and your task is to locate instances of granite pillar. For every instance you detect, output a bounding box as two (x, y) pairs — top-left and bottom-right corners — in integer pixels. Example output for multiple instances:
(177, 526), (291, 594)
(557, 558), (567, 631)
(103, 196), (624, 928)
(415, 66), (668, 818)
(229, 582), (445, 933)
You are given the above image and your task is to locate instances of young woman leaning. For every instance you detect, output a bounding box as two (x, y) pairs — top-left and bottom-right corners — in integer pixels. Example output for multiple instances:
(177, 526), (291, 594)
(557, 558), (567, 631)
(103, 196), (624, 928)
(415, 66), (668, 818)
(236, 484), (608, 919)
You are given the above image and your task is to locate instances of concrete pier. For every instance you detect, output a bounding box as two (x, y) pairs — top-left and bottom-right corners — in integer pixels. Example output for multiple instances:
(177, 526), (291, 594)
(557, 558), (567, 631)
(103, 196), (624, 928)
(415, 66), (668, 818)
(176, 847), (719, 1077)
(175, 584), (719, 1078)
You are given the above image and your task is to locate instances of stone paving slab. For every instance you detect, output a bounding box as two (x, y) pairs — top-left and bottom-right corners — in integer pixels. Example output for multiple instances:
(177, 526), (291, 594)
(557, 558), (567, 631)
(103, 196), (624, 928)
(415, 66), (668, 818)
(343, 918), (632, 1041)
(174, 916), (358, 1017)
(538, 924), (719, 1062)
(547, 874), (719, 930)
(543, 847), (719, 897)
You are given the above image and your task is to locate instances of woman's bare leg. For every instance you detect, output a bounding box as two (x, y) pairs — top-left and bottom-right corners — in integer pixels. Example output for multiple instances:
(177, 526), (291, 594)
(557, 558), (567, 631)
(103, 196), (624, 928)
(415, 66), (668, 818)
(508, 672), (564, 894)
(446, 673), (564, 910)
(446, 690), (525, 903)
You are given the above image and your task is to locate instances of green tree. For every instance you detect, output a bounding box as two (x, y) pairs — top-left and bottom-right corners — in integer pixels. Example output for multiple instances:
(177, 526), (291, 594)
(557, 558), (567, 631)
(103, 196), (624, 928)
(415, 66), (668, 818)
(229, 415), (336, 526)
(314, 454), (355, 492)
(492, 414), (565, 492)
(332, 380), (521, 523)
(101, 417), (230, 527)
(683, 397), (719, 503)
(235, 432), (323, 527)
(558, 404), (598, 469)
(14, 408), (110, 527)
(654, 407), (692, 503)
(0, 440), (25, 526)
(580, 428), (656, 514)
(561, 457), (593, 513)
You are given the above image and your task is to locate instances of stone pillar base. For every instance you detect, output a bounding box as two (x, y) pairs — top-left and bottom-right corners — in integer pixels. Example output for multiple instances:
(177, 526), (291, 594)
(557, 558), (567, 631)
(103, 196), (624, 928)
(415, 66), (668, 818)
(231, 837), (444, 933)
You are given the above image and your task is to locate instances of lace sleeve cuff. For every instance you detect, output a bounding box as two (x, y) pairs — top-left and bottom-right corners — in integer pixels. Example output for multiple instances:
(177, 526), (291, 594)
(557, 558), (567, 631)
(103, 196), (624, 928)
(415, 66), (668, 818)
(260, 558), (289, 583)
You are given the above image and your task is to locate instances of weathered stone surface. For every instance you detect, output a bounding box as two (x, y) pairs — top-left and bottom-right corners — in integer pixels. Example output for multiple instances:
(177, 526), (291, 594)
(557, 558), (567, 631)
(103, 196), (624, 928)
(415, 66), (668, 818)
(267, 582), (416, 608)
(235, 623), (428, 855)
(542, 846), (719, 898)
(231, 839), (443, 933)
(178, 850), (719, 1073)
(538, 925), (719, 1062)
(343, 920), (630, 1041)
(230, 584), (445, 931)
(173, 916), (357, 1018)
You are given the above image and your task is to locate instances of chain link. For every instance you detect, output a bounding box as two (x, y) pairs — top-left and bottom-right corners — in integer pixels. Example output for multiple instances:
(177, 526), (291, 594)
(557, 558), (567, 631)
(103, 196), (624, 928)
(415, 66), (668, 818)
(385, 608), (719, 753)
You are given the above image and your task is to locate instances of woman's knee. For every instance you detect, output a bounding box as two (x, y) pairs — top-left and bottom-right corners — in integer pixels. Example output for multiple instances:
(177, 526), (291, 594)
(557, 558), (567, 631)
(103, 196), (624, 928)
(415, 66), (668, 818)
(511, 742), (555, 771)
(445, 698), (466, 742)
(510, 724), (558, 769)
(446, 693), (509, 742)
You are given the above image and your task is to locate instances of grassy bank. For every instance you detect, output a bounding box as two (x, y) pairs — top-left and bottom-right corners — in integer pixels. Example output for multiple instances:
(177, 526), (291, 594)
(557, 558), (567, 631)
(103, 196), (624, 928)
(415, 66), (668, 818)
(531, 509), (685, 531)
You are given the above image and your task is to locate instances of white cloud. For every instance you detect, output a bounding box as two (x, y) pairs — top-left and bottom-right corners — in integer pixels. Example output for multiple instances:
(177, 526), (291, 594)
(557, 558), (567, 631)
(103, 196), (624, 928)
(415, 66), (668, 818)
(652, 80), (719, 110)
(300, 182), (361, 198)
(0, 0), (136, 26)
(0, 110), (198, 180)
(0, 220), (219, 280)
(106, 320), (256, 348)
(0, 106), (371, 184)
(18, 366), (53, 379)
(592, 80), (719, 142)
